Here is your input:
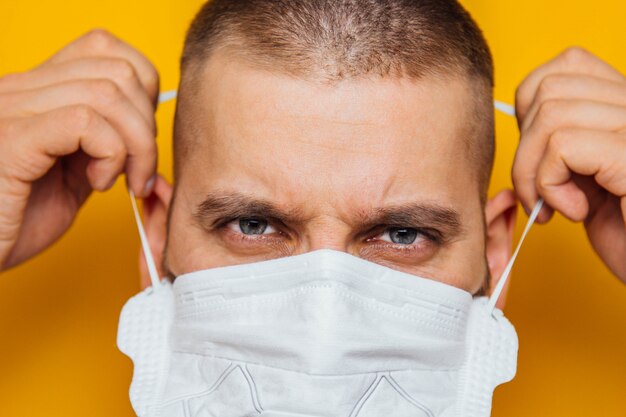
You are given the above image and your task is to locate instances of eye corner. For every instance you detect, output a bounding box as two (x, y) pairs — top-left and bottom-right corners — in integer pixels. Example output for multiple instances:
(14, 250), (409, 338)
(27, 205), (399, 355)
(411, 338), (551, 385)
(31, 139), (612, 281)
(416, 228), (445, 245)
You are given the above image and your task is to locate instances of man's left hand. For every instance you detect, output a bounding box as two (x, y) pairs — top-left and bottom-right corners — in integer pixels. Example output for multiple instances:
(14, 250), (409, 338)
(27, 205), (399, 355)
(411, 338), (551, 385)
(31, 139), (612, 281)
(513, 47), (626, 283)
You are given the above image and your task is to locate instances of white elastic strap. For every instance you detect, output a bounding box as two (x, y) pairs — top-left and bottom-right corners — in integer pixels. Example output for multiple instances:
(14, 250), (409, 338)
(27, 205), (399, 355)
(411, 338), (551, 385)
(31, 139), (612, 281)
(487, 198), (544, 312)
(123, 90), (176, 290)
(494, 100), (516, 117)
(129, 190), (161, 289)
(158, 90), (177, 104)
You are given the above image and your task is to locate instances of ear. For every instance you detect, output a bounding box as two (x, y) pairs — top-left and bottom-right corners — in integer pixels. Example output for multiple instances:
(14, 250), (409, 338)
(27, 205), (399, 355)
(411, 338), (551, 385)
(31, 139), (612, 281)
(485, 189), (518, 309)
(138, 174), (173, 289)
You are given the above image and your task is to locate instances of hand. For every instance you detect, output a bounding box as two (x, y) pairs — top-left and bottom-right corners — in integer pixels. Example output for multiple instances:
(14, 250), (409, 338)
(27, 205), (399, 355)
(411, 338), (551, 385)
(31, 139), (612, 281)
(0, 29), (159, 270)
(513, 47), (626, 283)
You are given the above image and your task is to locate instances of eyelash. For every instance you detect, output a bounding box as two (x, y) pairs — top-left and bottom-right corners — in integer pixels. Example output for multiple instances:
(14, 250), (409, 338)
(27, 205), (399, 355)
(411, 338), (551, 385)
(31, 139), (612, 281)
(217, 217), (442, 248)
(405, 227), (442, 244)
(214, 221), (294, 259)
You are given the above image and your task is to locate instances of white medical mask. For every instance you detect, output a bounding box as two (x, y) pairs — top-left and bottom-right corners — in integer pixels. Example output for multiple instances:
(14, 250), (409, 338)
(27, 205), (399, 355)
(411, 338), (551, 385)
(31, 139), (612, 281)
(117, 93), (542, 417)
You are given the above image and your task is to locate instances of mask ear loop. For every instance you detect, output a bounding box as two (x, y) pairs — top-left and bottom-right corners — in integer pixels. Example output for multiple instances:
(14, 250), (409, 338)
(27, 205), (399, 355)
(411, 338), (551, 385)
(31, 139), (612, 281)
(487, 198), (544, 313)
(488, 98), (543, 312)
(125, 90), (179, 290)
(158, 90), (177, 104)
(129, 190), (162, 289)
(494, 100), (516, 117)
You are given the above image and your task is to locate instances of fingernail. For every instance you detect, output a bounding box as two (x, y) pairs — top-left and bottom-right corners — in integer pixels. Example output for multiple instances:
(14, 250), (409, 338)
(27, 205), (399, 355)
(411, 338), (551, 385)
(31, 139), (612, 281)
(143, 174), (156, 196)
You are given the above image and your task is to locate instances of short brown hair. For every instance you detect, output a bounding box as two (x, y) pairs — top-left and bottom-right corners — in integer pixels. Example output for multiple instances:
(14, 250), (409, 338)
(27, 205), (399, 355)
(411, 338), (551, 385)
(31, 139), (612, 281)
(177, 0), (495, 198)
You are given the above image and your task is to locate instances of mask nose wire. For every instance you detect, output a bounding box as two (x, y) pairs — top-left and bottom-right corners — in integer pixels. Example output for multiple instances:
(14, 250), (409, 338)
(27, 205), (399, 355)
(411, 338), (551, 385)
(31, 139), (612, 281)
(130, 91), (542, 297)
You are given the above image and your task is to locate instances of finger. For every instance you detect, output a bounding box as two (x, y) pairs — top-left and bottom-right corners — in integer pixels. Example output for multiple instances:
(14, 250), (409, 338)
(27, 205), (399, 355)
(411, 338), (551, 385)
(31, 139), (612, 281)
(2, 79), (157, 196)
(0, 57), (156, 132)
(535, 128), (626, 222)
(512, 99), (626, 218)
(521, 74), (626, 133)
(62, 151), (95, 206)
(5, 105), (127, 191)
(515, 47), (625, 121)
(43, 29), (159, 105)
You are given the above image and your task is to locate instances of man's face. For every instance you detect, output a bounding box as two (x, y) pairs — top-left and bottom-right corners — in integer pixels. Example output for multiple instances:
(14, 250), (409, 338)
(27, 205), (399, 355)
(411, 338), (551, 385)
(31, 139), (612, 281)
(163, 51), (492, 294)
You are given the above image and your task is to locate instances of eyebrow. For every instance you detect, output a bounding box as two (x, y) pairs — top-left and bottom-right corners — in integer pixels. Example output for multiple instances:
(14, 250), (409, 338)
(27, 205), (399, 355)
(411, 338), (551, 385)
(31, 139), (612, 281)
(194, 192), (307, 227)
(194, 191), (463, 240)
(362, 203), (462, 236)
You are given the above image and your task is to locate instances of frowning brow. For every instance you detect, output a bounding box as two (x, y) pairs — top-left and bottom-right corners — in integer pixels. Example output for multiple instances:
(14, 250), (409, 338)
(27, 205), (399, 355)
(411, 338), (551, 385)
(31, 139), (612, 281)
(194, 191), (463, 239)
(194, 192), (306, 226)
(361, 204), (463, 241)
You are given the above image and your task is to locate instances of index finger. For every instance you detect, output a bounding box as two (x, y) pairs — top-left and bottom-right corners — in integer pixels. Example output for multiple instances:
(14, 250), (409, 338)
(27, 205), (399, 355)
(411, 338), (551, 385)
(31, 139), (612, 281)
(42, 29), (160, 105)
(515, 47), (625, 121)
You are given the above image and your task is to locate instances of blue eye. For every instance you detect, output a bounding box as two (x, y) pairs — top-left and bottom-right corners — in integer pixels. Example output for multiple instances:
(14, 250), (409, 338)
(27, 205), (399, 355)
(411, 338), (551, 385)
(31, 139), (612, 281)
(239, 218), (267, 235)
(382, 227), (419, 244)
(228, 218), (276, 235)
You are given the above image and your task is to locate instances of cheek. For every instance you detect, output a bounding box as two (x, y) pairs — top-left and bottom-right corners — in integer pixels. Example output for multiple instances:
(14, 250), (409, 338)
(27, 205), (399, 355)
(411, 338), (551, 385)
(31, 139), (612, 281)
(445, 223), (487, 293)
(164, 197), (221, 275)
(446, 244), (488, 293)
(165, 200), (285, 275)
(165, 220), (206, 275)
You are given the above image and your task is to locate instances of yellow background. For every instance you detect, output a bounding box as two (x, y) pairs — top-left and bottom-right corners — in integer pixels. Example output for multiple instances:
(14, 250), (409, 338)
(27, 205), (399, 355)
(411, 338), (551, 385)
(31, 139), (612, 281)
(1, 1), (625, 415)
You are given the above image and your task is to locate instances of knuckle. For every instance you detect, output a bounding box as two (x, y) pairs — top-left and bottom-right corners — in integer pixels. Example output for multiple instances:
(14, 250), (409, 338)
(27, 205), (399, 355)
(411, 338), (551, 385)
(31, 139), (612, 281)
(546, 129), (570, 157)
(535, 165), (553, 191)
(536, 74), (563, 101)
(512, 165), (533, 188)
(109, 138), (127, 160)
(511, 155), (533, 186)
(133, 131), (157, 154)
(514, 83), (527, 106)
(550, 128), (569, 145)
(536, 174), (549, 192)
(143, 66), (160, 96)
(510, 167), (523, 189)
(561, 46), (591, 64)
(92, 79), (123, 104)
(64, 104), (97, 133)
(536, 99), (561, 126)
(83, 28), (117, 51)
(108, 58), (137, 82)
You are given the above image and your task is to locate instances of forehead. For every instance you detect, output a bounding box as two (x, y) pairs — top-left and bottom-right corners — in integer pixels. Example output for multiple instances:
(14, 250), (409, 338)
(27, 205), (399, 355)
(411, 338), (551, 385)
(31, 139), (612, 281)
(177, 52), (481, 213)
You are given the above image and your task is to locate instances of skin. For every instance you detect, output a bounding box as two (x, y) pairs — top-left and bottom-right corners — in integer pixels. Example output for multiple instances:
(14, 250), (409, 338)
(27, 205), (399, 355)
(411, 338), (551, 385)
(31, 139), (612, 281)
(0, 31), (624, 305)
(146, 49), (512, 296)
(0, 30), (159, 269)
(513, 47), (626, 280)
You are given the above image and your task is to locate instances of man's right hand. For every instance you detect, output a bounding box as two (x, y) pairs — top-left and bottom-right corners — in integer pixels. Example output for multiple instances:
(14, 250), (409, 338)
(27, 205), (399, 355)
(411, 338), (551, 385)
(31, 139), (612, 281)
(0, 29), (159, 270)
